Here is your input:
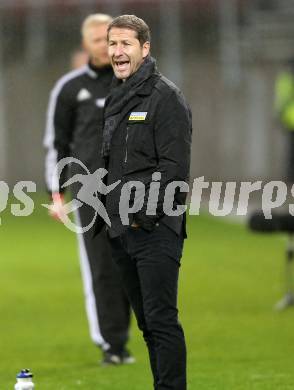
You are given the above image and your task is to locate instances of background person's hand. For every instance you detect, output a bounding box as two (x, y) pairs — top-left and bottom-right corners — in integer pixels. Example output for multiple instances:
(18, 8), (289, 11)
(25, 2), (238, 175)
(48, 193), (67, 223)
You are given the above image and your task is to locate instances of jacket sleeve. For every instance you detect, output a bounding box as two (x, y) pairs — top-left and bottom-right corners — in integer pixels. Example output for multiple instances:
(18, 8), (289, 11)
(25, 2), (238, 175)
(43, 81), (75, 194)
(134, 89), (192, 230)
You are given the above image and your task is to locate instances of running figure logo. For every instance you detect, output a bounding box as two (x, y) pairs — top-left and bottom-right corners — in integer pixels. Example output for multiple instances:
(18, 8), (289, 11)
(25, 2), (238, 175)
(42, 157), (120, 233)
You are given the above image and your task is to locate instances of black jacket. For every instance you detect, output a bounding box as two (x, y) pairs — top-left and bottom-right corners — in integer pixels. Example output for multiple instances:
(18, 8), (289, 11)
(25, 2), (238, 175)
(104, 68), (192, 238)
(44, 63), (113, 193)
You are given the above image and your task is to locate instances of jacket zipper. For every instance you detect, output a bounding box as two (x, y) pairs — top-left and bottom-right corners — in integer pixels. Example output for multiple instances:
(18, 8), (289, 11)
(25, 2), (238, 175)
(124, 126), (129, 163)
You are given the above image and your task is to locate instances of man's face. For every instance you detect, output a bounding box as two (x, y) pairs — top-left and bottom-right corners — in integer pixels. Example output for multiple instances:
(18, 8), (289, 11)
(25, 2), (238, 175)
(108, 27), (150, 80)
(83, 23), (110, 67)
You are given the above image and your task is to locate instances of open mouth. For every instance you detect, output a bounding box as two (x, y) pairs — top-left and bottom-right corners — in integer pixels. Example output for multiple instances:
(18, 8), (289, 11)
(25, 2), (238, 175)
(114, 60), (130, 72)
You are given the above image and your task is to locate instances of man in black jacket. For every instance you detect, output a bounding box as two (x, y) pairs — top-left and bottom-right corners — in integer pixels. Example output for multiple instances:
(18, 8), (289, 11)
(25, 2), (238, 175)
(102, 15), (192, 389)
(43, 14), (133, 365)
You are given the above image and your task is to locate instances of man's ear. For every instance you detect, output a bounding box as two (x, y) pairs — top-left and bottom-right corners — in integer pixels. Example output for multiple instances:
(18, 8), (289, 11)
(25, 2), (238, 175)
(142, 41), (151, 59)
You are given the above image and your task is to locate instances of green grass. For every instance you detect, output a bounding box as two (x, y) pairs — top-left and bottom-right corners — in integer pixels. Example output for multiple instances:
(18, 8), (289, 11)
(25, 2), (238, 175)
(1, 194), (294, 389)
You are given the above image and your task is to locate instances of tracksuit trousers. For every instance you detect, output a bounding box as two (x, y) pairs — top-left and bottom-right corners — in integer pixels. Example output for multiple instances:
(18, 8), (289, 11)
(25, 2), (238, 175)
(75, 204), (131, 353)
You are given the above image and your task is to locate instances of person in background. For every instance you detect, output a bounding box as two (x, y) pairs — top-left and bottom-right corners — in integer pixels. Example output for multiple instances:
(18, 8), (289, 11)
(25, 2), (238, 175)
(43, 13), (134, 366)
(275, 58), (294, 182)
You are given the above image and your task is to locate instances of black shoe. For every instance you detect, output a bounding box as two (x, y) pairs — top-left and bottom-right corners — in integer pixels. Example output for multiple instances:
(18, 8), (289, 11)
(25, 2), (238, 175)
(119, 349), (136, 365)
(101, 351), (121, 366)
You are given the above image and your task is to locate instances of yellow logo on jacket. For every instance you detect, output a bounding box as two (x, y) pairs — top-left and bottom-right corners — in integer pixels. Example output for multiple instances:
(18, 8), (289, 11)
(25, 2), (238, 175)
(129, 112), (148, 121)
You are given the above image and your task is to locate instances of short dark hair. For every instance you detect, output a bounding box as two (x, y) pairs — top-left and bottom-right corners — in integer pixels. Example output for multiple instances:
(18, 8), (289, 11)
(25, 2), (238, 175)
(107, 15), (151, 46)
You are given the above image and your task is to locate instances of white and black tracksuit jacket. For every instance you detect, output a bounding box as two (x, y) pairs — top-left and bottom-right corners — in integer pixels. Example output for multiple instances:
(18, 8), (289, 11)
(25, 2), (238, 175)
(44, 63), (130, 353)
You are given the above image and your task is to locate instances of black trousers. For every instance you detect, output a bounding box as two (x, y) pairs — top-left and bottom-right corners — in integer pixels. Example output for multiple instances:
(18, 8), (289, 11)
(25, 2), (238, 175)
(75, 203), (131, 353)
(109, 222), (187, 390)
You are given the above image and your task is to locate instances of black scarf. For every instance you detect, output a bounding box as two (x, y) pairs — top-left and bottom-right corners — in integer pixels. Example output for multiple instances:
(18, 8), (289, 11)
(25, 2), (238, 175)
(102, 56), (158, 158)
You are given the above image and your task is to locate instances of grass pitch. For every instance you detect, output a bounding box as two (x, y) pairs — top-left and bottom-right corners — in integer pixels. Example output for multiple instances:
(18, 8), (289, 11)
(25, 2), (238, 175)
(1, 194), (294, 389)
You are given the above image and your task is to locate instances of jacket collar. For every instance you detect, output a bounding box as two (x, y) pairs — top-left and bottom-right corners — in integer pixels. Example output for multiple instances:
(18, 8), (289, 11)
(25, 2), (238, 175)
(86, 64), (98, 78)
(136, 73), (160, 96)
(86, 62), (113, 79)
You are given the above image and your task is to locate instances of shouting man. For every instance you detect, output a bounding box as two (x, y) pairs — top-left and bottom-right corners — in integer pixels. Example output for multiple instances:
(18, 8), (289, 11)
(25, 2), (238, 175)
(101, 14), (192, 389)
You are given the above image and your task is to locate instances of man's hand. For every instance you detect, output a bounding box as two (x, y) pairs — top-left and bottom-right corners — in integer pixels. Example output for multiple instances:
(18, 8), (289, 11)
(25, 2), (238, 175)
(133, 212), (158, 232)
(48, 193), (67, 223)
